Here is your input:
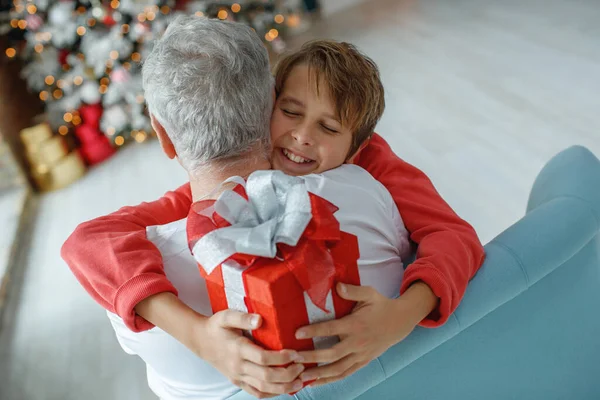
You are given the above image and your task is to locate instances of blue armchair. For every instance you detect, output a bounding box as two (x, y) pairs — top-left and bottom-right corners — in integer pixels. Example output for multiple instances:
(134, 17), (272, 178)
(229, 145), (600, 399)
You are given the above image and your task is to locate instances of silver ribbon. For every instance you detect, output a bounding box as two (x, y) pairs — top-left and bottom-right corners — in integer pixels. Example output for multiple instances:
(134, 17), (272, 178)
(191, 170), (312, 276)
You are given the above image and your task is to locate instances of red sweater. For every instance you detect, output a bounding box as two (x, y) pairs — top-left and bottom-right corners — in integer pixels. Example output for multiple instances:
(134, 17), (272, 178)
(62, 134), (485, 332)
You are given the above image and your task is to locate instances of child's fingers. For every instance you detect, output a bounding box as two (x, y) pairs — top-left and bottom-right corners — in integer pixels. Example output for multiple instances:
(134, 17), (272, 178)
(240, 341), (303, 366)
(242, 373), (304, 396)
(217, 309), (261, 330)
(300, 355), (356, 382)
(241, 360), (304, 384)
(295, 317), (346, 340)
(297, 339), (353, 365)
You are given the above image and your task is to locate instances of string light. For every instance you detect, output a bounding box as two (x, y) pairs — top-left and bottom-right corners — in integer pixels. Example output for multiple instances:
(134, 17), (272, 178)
(131, 52), (141, 62)
(18, 20), (28, 29)
(26, 4), (36, 14)
(43, 32), (52, 41)
(147, 11), (156, 21)
(106, 127), (116, 136)
(63, 113), (73, 122)
(274, 14), (285, 24)
(5, 48), (16, 58)
(72, 115), (82, 125)
(10, 20), (18, 28)
(44, 75), (55, 85)
(39, 91), (49, 101)
(231, 3), (241, 12)
(135, 131), (147, 143)
(195, 11), (204, 17)
(121, 24), (130, 33)
(137, 13), (146, 22)
(123, 62), (131, 70)
(53, 89), (63, 99)
(73, 76), (83, 85)
(265, 32), (274, 42)
(88, 18), (96, 27)
(161, 5), (170, 14)
(217, 9), (228, 20)
(268, 28), (279, 39)
(77, 53), (85, 61)
(77, 26), (87, 36)
(100, 77), (109, 86)
(110, 0), (120, 8)
(99, 85), (108, 94)
(56, 80), (65, 88)
(14, 4), (24, 13)
(115, 136), (125, 146)
(34, 44), (44, 53)
(287, 14), (300, 28)
(109, 50), (119, 60)
(77, 6), (86, 14)
(58, 126), (69, 135)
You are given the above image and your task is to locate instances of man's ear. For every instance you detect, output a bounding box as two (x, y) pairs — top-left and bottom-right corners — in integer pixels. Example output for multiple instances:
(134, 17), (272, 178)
(346, 137), (371, 164)
(150, 114), (177, 159)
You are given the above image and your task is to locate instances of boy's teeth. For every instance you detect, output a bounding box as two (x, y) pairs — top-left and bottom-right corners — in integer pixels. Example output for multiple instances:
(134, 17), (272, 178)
(283, 149), (311, 164)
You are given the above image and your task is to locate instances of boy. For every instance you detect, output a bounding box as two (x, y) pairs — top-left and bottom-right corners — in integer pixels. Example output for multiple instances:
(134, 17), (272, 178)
(63, 16), (485, 398)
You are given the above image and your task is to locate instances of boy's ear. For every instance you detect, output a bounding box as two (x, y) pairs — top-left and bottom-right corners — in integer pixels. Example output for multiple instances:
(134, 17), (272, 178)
(346, 137), (371, 164)
(150, 114), (177, 160)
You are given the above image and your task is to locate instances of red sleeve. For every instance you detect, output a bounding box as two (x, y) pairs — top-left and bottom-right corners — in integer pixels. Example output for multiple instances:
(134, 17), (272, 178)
(355, 134), (486, 327)
(61, 183), (193, 332)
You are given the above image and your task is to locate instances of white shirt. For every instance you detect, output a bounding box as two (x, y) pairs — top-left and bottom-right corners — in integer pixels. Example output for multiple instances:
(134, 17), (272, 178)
(107, 164), (411, 400)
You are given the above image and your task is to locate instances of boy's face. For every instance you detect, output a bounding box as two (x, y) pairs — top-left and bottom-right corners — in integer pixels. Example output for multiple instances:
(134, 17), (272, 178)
(270, 64), (353, 176)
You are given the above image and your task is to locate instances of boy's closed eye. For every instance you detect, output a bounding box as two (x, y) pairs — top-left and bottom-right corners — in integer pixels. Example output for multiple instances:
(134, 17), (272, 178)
(282, 109), (300, 117)
(320, 124), (338, 134)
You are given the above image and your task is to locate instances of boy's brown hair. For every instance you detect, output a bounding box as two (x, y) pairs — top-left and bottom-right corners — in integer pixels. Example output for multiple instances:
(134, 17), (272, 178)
(274, 40), (385, 157)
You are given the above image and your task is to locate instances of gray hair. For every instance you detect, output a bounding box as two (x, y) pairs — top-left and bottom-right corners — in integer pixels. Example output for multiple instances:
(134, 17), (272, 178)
(142, 15), (274, 172)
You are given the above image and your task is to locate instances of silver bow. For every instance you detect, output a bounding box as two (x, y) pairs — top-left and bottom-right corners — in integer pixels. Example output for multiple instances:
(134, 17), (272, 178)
(191, 170), (313, 275)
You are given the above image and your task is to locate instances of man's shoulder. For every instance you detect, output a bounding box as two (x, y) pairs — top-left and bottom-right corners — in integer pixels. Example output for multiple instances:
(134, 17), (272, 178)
(146, 218), (189, 257)
(304, 164), (391, 201)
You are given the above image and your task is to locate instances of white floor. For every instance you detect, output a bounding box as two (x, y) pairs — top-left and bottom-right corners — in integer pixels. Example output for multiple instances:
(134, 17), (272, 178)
(1, 0), (599, 399)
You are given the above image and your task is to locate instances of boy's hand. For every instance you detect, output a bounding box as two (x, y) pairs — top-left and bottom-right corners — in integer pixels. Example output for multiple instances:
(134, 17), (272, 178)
(294, 282), (437, 388)
(135, 293), (304, 398)
(198, 310), (305, 398)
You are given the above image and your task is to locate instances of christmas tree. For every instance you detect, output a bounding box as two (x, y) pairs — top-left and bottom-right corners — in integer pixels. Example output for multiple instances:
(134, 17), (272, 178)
(2, 0), (303, 163)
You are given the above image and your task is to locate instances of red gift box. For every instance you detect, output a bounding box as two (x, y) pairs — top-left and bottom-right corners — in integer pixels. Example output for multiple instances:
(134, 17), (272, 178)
(187, 172), (361, 381)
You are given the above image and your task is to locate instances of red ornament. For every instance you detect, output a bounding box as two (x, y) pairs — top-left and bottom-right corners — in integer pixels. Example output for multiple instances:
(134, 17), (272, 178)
(103, 14), (116, 26)
(79, 103), (103, 130)
(58, 49), (70, 66)
(74, 103), (116, 165)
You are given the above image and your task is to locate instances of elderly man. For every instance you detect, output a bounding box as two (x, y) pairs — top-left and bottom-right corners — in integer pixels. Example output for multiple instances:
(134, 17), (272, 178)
(64, 14), (484, 400)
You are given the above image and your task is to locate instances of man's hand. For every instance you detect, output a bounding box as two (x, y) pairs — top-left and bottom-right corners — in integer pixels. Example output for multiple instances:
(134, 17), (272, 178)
(136, 293), (305, 398)
(294, 282), (437, 388)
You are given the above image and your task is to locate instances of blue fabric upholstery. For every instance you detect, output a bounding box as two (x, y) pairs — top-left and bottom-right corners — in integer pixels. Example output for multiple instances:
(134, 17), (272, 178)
(229, 146), (600, 400)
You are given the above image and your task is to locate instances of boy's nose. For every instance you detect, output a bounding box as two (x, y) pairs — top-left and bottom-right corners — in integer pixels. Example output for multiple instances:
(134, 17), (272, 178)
(291, 126), (314, 146)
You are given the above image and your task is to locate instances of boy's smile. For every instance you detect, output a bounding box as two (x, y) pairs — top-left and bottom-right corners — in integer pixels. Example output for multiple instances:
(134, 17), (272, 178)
(270, 64), (353, 176)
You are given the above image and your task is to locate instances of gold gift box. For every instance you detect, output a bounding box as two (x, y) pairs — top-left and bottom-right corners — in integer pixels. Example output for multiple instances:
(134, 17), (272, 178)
(20, 123), (53, 153)
(27, 135), (69, 167)
(32, 152), (86, 192)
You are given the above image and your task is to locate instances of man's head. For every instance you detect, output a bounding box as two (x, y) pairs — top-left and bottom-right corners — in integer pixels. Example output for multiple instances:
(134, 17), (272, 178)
(143, 15), (274, 173)
(270, 40), (385, 176)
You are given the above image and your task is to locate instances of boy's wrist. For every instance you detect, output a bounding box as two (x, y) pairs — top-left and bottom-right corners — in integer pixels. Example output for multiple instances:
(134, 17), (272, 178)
(394, 281), (438, 325)
(135, 292), (208, 349)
